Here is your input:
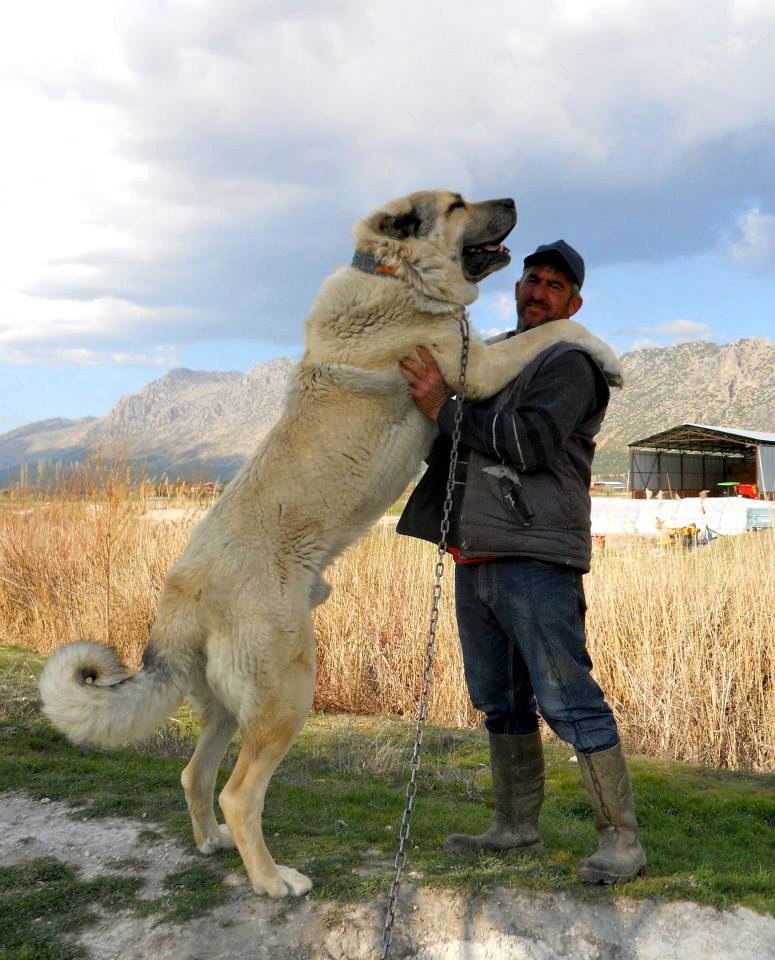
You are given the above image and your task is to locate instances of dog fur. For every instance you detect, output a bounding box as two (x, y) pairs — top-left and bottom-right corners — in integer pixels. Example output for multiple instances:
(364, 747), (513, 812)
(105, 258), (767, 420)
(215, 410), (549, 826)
(39, 190), (622, 897)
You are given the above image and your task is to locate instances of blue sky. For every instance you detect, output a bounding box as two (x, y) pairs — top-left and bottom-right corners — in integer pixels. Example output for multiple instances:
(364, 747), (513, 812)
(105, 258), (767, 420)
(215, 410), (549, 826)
(1, 0), (774, 434)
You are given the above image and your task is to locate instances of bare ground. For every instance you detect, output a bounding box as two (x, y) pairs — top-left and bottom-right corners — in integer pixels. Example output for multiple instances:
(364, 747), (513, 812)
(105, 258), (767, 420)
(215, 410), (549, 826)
(2, 792), (773, 960)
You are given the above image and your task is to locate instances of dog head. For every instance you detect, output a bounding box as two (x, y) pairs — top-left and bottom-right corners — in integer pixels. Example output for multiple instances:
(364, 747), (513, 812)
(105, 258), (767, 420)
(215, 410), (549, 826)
(353, 190), (517, 306)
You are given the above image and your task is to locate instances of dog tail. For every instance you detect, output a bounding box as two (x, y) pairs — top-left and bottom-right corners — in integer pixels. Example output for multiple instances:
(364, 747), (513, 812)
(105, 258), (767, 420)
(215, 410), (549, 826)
(39, 641), (188, 749)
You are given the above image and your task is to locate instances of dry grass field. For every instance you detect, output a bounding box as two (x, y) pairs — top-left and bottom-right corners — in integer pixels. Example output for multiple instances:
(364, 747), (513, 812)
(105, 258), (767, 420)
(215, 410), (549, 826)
(1, 475), (772, 772)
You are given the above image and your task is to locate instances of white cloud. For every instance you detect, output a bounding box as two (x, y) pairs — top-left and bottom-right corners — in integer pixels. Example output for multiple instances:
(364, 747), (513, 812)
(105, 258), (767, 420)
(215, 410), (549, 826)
(730, 207), (775, 269)
(0, 290), (197, 363)
(59, 347), (179, 367)
(0, 345), (181, 366)
(491, 292), (516, 321)
(628, 318), (713, 351)
(1, 0), (774, 364)
(477, 326), (513, 340)
(642, 319), (713, 339)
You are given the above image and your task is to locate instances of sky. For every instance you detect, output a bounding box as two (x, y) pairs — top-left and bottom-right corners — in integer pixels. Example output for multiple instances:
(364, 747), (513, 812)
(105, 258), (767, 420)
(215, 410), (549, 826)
(1, 0), (774, 434)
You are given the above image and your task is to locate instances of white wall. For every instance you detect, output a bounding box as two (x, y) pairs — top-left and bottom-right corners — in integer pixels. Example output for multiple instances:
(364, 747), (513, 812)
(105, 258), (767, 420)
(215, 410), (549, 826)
(591, 497), (760, 536)
(757, 446), (775, 496)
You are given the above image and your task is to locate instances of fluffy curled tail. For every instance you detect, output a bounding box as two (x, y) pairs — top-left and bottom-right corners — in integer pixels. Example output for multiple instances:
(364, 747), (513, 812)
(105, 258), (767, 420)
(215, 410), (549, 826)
(39, 642), (188, 749)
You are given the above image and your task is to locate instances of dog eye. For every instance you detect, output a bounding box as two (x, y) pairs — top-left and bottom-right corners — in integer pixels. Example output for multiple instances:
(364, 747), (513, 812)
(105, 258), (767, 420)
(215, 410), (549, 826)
(447, 199), (466, 214)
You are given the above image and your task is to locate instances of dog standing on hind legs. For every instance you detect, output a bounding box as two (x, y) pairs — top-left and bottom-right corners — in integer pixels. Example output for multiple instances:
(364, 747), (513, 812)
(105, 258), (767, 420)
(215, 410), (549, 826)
(39, 189), (623, 897)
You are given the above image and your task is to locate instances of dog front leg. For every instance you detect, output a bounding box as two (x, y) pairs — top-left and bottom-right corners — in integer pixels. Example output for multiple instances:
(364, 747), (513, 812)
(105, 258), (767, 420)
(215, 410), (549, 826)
(436, 319), (622, 401)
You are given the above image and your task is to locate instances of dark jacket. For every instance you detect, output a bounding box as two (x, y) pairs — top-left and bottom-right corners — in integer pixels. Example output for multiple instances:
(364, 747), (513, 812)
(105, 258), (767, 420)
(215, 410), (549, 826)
(396, 340), (610, 572)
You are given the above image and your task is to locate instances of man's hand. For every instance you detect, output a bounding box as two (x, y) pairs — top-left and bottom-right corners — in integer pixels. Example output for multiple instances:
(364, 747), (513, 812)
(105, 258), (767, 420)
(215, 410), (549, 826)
(399, 346), (451, 421)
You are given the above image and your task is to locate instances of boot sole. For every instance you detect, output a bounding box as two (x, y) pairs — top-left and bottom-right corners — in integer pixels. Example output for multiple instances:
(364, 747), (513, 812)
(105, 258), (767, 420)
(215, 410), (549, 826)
(443, 837), (545, 854)
(577, 862), (646, 884)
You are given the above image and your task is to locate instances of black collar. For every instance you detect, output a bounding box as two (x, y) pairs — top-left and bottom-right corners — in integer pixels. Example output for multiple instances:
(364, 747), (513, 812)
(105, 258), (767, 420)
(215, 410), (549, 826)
(351, 250), (399, 278)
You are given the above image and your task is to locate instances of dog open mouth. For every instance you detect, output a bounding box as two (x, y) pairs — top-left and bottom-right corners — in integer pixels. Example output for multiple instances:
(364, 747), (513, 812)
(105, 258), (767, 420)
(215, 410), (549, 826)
(460, 198), (517, 283)
(462, 234), (513, 283)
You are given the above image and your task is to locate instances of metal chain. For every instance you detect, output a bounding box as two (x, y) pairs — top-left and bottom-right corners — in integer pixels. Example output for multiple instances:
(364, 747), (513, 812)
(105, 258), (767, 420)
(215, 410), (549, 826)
(379, 312), (471, 960)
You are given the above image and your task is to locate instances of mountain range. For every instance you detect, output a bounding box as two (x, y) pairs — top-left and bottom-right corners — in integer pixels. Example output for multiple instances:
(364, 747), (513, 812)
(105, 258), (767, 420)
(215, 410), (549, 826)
(593, 337), (774, 473)
(1, 338), (773, 483)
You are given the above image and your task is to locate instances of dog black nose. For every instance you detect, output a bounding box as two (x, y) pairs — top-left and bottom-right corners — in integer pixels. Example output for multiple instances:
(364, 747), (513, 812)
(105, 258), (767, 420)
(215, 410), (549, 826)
(497, 198), (516, 208)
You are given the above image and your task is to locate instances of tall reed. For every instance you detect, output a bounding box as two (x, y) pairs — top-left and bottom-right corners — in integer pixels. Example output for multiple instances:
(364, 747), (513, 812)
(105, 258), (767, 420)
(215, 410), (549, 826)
(1, 487), (772, 771)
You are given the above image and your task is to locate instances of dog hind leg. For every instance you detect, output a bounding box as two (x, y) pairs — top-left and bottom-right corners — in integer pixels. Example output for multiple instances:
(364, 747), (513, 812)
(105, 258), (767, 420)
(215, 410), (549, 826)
(218, 640), (315, 897)
(181, 692), (239, 855)
(310, 575), (331, 607)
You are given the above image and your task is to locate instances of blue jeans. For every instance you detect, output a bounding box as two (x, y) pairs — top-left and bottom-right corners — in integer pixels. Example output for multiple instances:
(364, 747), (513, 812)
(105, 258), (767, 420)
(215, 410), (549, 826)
(454, 558), (619, 754)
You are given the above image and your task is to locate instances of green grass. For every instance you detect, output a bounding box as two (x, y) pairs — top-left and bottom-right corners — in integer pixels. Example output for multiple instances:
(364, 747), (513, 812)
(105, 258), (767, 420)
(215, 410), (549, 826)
(135, 863), (232, 924)
(0, 858), (140, 960)
(1, 641), (774, 959)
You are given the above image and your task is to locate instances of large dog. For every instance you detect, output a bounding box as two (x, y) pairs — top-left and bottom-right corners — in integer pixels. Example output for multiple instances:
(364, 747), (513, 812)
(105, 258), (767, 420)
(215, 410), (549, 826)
(40, 190), (622, 898)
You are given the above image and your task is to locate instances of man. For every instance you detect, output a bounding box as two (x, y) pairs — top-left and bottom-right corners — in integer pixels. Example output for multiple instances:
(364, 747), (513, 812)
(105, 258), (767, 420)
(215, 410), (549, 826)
(397, 241), (646, 884)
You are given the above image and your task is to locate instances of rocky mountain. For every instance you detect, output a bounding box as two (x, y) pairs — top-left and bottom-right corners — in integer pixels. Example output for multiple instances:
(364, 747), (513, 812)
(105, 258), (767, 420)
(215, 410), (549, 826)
(594, 337), (775, 474)
(0, 358), (295, 482)
(1, 338), (772, 483)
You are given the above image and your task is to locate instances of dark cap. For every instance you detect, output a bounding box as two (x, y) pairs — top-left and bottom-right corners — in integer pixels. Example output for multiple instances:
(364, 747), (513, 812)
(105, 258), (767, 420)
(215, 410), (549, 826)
(523, 240), (585, 289)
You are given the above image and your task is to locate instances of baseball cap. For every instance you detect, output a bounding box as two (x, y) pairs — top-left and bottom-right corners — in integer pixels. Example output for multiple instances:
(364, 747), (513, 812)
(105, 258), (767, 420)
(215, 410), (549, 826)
(523, 240), (585, 289)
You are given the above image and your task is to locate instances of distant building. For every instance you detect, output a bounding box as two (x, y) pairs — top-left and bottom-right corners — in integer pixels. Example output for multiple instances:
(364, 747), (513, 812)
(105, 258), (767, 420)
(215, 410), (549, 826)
(628, 423), (775, 500)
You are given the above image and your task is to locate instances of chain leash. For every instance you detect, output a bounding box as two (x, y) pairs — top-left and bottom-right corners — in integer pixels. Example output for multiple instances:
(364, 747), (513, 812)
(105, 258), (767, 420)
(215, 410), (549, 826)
(379, 312), (471, 960)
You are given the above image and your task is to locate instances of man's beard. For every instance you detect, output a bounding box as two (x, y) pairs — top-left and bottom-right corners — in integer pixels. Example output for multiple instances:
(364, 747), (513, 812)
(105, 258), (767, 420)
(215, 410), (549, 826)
(516, 302), (555, 332)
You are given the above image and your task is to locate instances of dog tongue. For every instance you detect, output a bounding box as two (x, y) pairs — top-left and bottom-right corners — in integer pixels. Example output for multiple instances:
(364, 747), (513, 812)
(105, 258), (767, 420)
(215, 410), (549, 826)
(484, 243), (508, 253)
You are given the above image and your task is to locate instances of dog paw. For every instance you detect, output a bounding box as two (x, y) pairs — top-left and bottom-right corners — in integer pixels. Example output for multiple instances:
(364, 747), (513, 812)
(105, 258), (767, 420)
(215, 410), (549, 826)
(594, 342), (624, 388)
(253, 865), (313, 898)
(600, 355), (624, 388)
(198, 836), (220, 855)
(198, 825), (235, 855)
(277, 865), (313, 896)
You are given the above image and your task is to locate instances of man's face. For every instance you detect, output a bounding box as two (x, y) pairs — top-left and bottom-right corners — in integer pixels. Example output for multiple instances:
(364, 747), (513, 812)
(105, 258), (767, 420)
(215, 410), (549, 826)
(515, 264), (582, 331)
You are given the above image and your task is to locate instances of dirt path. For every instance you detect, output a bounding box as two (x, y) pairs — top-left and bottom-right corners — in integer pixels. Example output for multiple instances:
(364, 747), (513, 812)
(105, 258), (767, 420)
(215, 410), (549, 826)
(2, 792), (773, 960)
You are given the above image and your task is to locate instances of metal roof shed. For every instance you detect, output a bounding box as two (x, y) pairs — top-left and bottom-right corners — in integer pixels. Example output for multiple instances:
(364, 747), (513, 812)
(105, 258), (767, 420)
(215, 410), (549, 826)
(628, 423), (775, 498)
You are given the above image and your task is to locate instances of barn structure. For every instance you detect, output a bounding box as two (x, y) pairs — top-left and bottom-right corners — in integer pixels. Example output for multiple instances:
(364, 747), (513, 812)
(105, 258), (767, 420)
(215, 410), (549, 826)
(627, 423), (775, 499)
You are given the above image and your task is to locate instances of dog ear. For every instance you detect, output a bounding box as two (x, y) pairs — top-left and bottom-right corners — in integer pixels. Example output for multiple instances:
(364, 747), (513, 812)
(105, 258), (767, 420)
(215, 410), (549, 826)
(377, 207), (423, 240)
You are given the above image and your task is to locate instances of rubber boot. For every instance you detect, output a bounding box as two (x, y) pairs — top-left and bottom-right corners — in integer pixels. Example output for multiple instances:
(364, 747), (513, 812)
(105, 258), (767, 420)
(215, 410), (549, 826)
(444, 731), (544, 853)
(576, 742), (647, 883)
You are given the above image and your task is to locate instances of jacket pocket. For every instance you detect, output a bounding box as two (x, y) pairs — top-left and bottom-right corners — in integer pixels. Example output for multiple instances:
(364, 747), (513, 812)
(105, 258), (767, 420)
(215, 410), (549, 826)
(483, 464), (535, 527)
